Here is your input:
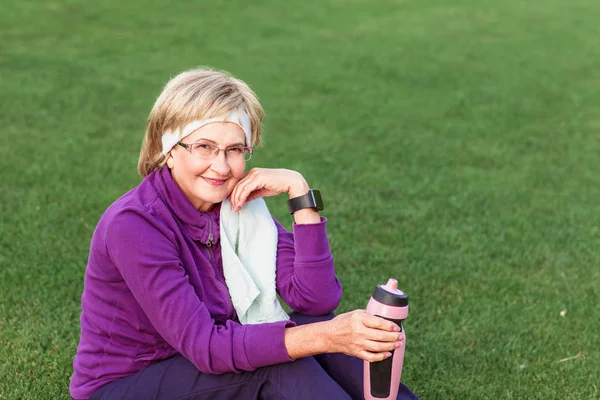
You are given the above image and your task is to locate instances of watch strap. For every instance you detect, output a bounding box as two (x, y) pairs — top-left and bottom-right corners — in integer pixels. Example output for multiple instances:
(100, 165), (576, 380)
(287, 189), (323, 214)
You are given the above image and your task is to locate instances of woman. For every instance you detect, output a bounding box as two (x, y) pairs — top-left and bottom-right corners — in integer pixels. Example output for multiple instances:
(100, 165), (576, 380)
(70, 68), (418, 399)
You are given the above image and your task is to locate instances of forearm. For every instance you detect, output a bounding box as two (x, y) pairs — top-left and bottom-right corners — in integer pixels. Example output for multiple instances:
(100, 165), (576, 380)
(284, 320), (330, 359)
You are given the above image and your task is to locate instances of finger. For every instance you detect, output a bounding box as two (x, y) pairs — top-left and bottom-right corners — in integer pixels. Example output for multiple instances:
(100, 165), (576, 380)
(235, 175), (262, 209)
(230, 169), (258, 204)
(228, 183), (244, 210)
(362, 339), (403, 353)
(357, 350), (392, 363)
(362, 315), (401, 332)
(228, 177), (246, 207)
(363, 328), (404, 343)
(231, 174), (258, 209)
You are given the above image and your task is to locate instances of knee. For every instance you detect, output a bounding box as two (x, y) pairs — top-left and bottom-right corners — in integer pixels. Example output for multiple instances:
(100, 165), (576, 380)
(288, 311), (336, 326)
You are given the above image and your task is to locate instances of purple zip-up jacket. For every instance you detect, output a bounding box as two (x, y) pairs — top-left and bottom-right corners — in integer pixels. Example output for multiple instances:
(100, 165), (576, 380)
(69, 167), (342, 399)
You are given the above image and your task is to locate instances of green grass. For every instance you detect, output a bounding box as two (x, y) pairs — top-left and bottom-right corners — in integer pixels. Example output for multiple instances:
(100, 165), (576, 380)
(2, 0), (600, 398)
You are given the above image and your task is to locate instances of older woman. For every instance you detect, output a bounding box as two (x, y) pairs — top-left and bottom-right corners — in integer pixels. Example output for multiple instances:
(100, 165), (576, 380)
(70, 68), (418, 400)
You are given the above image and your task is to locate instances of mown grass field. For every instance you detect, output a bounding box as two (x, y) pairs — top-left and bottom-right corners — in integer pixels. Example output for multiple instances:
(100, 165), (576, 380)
(1, 0), (600, 398)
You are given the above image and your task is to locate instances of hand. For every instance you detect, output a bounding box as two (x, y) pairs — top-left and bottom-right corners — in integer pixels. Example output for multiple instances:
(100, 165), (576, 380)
(323, 310), (404, 362)
(229, 168), (309, 212)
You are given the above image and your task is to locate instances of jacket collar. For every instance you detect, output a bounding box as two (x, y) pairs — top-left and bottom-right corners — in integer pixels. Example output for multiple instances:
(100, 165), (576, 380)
(152, 167), (220, 245)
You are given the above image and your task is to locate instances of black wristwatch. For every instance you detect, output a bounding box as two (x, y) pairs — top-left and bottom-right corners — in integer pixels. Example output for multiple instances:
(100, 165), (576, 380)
(287, 189), (324, 214)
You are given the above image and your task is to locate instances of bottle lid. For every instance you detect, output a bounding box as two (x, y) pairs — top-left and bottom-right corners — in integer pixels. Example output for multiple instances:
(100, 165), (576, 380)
(372, 278), (408, 307)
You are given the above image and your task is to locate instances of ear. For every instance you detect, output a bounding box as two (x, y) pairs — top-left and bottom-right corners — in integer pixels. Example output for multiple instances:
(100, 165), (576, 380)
(166, 153), (175, 169)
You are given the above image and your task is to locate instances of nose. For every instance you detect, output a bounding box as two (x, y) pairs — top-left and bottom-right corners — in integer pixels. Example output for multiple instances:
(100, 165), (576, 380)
(209, 151), (231, 176)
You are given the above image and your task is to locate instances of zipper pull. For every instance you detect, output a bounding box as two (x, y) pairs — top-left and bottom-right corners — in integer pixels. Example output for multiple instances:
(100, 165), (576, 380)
(206, 219), (213, 247)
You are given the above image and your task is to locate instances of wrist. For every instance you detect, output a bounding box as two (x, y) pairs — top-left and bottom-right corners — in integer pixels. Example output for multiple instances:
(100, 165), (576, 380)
(292, 208), (321, 224)
(288, 185), (310, 199)
(316, 321), (333, 354)
(288, 175), (310, 198)
(284, 321), (331, 359)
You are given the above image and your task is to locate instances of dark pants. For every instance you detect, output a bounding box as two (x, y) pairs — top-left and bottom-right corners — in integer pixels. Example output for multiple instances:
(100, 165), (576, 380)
(89, 313), (419, 400)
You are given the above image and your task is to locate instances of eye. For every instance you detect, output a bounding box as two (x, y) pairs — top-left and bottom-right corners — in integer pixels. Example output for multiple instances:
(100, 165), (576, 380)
(226, 146), (245, 154)
(194, 143), (215, 155)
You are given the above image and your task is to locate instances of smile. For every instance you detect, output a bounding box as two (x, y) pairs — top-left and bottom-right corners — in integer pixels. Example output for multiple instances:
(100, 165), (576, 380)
(202, 177), (228, 187)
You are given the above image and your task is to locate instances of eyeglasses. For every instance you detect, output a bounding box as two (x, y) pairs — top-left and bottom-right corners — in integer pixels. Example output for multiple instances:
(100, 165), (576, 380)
(177, 141), (253, 162)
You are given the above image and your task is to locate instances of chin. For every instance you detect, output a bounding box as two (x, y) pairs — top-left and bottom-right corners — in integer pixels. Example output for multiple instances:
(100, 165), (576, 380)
(197, 193), (225, 204)
(203, 189), (230, 203)
(194, 180), (235, 204)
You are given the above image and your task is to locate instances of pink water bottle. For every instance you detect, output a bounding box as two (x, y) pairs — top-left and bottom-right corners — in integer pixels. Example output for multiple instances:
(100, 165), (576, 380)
(364, 278), (409, 400)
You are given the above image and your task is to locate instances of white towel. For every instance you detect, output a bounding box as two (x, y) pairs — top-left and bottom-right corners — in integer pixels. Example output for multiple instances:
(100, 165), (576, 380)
(220, 198), (290, 325)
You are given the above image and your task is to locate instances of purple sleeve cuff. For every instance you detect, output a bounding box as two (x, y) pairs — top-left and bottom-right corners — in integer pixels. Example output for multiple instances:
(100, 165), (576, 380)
(242, 320), (296, 369)
(291, 217), (331, 263)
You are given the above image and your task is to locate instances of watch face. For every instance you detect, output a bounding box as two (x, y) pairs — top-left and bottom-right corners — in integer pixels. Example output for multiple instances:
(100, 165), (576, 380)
(312, 189), (324, 210)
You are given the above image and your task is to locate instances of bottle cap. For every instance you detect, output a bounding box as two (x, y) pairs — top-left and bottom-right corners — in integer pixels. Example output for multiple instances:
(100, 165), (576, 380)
(372, 278), (408, 307)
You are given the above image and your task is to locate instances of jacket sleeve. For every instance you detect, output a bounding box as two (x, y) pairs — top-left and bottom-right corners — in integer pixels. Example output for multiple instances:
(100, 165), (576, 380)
(105, 207), (294, 374)
(274, 217), (342, 315)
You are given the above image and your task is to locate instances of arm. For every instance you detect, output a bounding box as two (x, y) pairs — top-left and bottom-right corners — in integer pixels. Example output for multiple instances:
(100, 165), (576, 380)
(273, 177), (401, 361)
(227, 168), (403, 362)
(274, 217), (342, 315)
(227, 167), (342, 314)
(105, 207), (294, 374)
(284, 311), (405, 361)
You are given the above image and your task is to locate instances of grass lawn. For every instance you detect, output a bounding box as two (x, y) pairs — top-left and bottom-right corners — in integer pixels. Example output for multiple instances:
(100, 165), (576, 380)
(1, 0), (600, 398)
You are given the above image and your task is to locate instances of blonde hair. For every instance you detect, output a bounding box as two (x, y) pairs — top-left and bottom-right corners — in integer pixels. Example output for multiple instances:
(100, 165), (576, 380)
(138, 68), (264, 177)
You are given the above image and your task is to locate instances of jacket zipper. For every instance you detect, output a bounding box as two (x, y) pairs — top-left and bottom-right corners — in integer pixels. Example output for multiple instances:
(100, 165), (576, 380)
(204, 219), (216, 266)
(206, 219), (214, 248)
(203, 218), (234, 319)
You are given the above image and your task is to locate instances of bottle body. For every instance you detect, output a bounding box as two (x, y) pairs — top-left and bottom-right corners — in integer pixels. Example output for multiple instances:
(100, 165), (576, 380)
(364, 280), (409, 400)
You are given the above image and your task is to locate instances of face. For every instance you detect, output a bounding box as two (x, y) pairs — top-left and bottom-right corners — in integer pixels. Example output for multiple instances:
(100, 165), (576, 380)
(166, 122), (247, 212)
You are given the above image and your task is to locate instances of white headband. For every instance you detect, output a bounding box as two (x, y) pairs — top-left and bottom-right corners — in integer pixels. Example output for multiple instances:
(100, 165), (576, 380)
(161, 108), (252, 156)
